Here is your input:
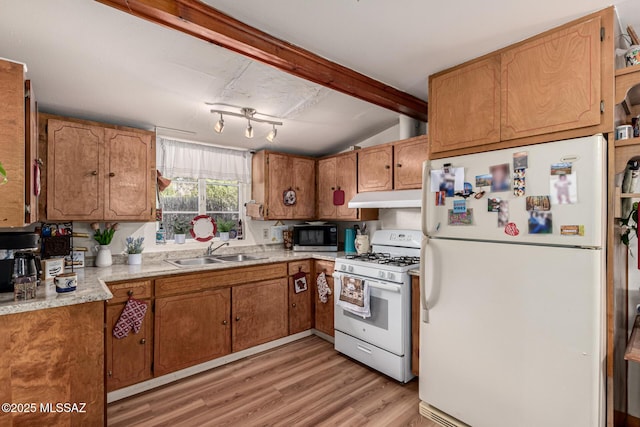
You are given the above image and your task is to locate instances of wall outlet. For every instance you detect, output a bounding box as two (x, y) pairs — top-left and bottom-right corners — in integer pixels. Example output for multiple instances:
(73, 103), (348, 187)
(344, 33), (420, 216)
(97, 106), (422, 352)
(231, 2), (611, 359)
(263, 228), (269, 239)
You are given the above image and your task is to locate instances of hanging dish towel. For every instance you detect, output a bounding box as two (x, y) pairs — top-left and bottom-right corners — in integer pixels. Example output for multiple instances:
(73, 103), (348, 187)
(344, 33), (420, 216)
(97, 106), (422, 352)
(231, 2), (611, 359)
(113, 297), (148, 339)
(316, 272), (332, 303)
(335, 274), (371, 319)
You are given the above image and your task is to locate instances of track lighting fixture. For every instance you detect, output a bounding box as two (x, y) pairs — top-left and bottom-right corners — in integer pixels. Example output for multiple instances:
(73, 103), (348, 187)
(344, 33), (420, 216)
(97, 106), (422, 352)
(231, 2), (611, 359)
(209, 106), (282, 142)
(245, 120), (254, 138)
(214, 114), (224, 133)
(266, 124), (277, 143)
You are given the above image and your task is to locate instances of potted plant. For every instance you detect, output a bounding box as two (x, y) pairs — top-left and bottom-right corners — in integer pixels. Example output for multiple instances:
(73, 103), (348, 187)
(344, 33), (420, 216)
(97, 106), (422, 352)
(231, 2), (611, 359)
(216, 218), (235, 241)
(91, 222), (118, 267)
(172, 216), (191, 244)
(124, 236), (145, 265)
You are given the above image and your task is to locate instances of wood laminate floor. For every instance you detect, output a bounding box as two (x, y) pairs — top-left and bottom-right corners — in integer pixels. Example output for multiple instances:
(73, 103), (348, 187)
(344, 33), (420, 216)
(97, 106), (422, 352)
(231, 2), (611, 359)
(108, 336), (439, 427)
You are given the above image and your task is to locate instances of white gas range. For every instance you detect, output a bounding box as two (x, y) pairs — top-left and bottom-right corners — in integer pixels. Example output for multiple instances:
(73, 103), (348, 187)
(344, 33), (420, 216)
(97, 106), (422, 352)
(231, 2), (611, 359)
(333, 229), (421, 383)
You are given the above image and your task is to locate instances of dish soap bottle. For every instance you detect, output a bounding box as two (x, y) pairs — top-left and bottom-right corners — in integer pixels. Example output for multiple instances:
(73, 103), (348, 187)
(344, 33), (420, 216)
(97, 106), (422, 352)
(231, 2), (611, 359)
(237, 220), (244, 240)
(156, 223), (166, 245)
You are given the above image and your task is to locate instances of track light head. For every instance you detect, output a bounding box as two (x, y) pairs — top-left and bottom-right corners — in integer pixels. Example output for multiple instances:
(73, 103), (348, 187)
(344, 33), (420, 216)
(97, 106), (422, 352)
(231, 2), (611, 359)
(245, 120), (254, 138)
(266, 125), (277, 143)
(214, 114), (224, 133)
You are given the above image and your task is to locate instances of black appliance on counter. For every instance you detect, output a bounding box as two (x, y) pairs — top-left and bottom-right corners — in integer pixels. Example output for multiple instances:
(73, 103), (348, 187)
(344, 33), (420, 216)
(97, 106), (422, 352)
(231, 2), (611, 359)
(0, 232), (41, 293)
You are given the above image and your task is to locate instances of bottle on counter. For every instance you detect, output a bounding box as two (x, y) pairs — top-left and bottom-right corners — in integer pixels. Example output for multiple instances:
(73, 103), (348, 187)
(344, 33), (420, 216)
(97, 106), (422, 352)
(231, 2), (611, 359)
(156, 223), (166, 245)
(237, 220), (244, 240)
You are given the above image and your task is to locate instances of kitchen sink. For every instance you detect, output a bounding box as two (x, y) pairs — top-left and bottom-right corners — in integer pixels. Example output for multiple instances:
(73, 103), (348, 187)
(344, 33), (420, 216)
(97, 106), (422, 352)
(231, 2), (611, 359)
(165, 257), (224, 267)
(213, 254), (267, 262)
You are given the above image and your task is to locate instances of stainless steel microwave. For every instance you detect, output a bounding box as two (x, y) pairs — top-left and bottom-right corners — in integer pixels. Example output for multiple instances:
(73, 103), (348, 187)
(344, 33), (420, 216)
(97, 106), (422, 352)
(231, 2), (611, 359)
(292, 224), (338, 251)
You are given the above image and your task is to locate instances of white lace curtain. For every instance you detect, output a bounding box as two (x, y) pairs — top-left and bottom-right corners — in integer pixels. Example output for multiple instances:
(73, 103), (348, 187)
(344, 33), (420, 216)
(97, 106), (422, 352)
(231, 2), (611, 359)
(157, 137), (251, 182)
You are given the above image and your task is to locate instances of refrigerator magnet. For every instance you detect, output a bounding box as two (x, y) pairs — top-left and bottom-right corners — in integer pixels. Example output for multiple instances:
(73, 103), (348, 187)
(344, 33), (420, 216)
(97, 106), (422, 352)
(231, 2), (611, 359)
(455, 182), (475, 199)
(513, 151), (529, 169)
(448, 209), (474, 226)
(435, 191), (446, 206)
(498, 200), (509, 227)
(550, 163), (577, 205)
(489, 164), (510, 192)
(488, 198), (501, 212)
(513, 168), (526, 197)
(453, 200), (467, 213)
(560, 225), (585, 236)
(525, 196), (551, 212)
(431, 168), (464, 197)
(528, 212), (553, 234)
(475, 174), (492, 188)
(504, 222), (519, 236)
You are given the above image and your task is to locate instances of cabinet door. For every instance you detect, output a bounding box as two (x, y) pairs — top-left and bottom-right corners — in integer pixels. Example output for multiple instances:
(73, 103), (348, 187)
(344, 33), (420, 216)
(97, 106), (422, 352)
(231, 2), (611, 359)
(289, 274), (312, 334)
(335, 153), (359, 220)
(24, 80), (38, 224)
(317, 157), (337, 219)
(154, 289), (231, 376)
(292, 157), (316, 219)
(411, 276), (420, 376)
(104, 129), (154, 221)
(313, 260), (335, 337)
(501, 17), (601, 140)
(394, 137), (429, 190)
(357, 145), (393, 192)
(429, 56), (501, 155)
(46, 119), (104, 220)
(106, 302), (152, 392)
(266, 153), (290, 219)
(232, 278), (288, 352)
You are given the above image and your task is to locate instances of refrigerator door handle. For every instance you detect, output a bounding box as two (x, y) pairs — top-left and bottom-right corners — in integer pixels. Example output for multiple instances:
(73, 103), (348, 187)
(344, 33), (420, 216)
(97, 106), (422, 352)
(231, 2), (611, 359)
(421, 161), (430, 236)
(420, 236), (431, 323)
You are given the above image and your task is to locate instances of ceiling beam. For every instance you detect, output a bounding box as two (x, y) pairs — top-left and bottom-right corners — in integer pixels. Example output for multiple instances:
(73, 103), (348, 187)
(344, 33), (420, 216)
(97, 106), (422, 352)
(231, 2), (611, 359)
(96, 0), (428, 122)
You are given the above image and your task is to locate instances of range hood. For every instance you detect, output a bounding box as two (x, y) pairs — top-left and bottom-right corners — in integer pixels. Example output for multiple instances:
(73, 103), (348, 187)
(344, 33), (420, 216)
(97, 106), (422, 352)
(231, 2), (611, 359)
(348, 189), (422, 209)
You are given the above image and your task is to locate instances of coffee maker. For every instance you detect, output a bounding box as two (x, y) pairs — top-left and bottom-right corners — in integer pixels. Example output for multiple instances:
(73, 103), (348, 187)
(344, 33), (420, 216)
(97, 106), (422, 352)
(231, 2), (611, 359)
(0, 232), (40, 293)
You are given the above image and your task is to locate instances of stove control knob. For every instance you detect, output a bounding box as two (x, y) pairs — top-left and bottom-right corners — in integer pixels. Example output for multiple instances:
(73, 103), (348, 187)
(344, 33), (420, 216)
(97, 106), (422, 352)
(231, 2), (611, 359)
(387, 272), (395, 281)
(378, 271), (385, 279)
(348, 266), (354, 273)
(340, 264), (346, 271)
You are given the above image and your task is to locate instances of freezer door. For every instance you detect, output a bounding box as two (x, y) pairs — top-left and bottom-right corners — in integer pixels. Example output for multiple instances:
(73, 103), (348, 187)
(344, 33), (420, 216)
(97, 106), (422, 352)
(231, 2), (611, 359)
(423, 135), (605, 248)
(419, 239), (604, 427)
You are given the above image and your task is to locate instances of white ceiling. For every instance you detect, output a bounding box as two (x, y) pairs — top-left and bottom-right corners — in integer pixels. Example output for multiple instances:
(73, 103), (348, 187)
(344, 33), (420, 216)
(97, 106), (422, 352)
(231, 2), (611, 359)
(0, 0), (637, 156)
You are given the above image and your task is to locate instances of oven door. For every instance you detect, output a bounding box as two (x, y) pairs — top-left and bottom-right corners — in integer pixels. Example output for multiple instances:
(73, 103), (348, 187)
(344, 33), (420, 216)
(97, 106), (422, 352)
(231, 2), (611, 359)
(333, 274), (405, 356)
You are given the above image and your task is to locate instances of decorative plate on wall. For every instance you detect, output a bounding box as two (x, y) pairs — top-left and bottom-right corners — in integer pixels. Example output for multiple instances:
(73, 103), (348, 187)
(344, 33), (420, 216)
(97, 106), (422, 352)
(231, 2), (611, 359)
(190, 215), (217, 242)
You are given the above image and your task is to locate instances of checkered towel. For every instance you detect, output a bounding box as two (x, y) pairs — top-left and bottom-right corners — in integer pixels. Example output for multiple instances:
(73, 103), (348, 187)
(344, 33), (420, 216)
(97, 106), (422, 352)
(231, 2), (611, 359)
(113, 298), (148, 339)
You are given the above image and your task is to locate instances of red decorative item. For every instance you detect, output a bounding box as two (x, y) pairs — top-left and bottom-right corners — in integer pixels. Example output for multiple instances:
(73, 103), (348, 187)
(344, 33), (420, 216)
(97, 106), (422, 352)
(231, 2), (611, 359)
(333, 188), (345, 206)
(504, 222), (519, 236)
(190, 215), (217, 242)
(113, 297), (148, 339)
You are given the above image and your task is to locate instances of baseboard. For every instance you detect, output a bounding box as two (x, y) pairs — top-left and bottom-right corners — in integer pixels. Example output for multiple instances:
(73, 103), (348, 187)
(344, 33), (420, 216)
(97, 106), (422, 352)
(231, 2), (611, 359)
(312, 329), (335, 343)
(107, 330), (313, 403)
(624, 411), (640, 427)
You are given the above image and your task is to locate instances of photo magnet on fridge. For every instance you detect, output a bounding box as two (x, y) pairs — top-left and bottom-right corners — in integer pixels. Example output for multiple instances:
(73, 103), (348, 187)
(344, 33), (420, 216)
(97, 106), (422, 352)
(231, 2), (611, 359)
(448, 209), (474, 226)
(489, 164), (510, 192)
(431, 168), (464, 197)
(560, 225), (585, 236)
(498, 200), (509, 227)
(435, 191), (446, 206)
(528, 212), (553, 234)
(513, 151), (529, 169)
(513, 168), (526, 197)
(475, 174), (493, 188)
(550, 162), (577, 205)
(487, 198), (501, 212)
(525, 195), (551, 212)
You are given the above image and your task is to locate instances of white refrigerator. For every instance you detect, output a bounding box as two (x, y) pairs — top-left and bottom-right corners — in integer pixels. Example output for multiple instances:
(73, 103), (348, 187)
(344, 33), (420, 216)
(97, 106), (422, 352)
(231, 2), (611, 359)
(419, 135), (606, 427)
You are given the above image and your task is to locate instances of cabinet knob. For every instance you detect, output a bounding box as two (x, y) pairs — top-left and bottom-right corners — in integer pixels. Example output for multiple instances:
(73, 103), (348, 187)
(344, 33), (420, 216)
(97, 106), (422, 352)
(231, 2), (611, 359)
(331, 187), (335, 191)
(91, 170), (97, 176)
(109, 172), (116, 177)
(396, 163), (402, 168)
(235, 316), (240, 322)
(107, 370), (112, 377)
(385, 165), (390, 169)
(127, 290), (134, 296)
(292, 303), (297, 308)
(139, 338), (146, 345)
(222, 320), (228, 325)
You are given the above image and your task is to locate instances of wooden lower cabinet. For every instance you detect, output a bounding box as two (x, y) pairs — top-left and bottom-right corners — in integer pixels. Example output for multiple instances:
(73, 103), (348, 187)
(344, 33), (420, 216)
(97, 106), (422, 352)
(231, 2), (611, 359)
(106, 302), (153, 392)
(0, 302), (104, 426)
(154, 289), (231, 376)
(313, 260), (335, 336)
(232, 278), (288, 352)
(288, 260), (313, 334)
(411, 275), (420, 376)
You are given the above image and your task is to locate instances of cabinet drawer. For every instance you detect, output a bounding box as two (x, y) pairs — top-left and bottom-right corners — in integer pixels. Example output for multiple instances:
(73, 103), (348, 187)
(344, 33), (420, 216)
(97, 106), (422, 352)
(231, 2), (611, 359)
(314, 260), (335, 276)
(288, 260), (312, 276)
(107, 280), (152, 304)
(156, 263), (288, 297)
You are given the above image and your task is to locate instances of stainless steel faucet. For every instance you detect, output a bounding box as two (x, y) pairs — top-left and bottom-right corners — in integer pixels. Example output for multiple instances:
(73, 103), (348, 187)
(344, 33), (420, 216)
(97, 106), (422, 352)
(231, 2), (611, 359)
(206, 241), (229, 256)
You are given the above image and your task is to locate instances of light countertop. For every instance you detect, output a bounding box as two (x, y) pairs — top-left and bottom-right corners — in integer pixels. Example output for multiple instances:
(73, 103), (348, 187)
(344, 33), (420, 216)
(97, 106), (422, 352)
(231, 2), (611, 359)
(0, 249), (342, 316)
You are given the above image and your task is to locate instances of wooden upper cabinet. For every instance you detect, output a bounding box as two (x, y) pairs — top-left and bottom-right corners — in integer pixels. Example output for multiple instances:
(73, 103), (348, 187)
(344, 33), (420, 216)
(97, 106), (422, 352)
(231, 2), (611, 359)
(335, 152), (360, 219)
(104, 129), (154, 221)
(358, 145), (394, 192)
(429, 55), (501, 155)
(232, 278), (288, 352)
(317, 157), (337, 219)
(251, 150), (316, 220)
(292, 156), (316, 219)
(47, 119), (104, 221)
(0, 60), (39, 227)
(501, 16), (602, 140)
(394, 136), (428, 190)
(154, 289), (231, 377)
(44, 116), (155, 221)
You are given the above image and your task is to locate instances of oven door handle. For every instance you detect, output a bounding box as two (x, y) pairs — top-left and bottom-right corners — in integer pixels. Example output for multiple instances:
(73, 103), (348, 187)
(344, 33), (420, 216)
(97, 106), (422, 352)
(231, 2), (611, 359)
(367, 281), (401, 293)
